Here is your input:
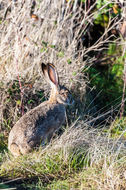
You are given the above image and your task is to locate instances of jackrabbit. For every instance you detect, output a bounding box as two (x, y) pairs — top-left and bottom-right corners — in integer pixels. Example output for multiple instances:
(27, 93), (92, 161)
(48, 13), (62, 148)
(8, 63), (74, 157)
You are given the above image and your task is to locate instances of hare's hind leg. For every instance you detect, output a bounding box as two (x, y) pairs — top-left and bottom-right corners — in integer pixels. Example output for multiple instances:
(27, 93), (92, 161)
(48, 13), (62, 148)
(10, 143), (31, 157)
(9, 143), (21, 157)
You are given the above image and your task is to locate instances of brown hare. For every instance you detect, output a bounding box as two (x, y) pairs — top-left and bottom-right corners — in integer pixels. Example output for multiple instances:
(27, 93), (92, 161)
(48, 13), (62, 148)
(8, 63), (74, 157)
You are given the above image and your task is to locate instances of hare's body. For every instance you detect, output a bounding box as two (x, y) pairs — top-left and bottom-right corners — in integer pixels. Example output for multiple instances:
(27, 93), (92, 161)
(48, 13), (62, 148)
(8, 63), (73, 157)
(8, 101), (65, 156)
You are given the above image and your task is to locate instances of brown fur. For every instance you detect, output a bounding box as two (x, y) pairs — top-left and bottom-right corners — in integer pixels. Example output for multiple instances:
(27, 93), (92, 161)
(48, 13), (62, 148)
(8, 63), (73, 157)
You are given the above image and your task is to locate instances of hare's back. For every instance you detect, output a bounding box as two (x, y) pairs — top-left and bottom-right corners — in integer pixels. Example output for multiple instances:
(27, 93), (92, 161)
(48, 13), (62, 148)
(9, 102), (65, 146)
(25, 102), (66, 137)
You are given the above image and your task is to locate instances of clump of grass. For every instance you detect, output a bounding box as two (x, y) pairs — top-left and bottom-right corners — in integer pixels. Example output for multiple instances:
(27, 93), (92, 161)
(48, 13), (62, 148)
(1, 124), (126, 190)
(109, 117), (126, 138)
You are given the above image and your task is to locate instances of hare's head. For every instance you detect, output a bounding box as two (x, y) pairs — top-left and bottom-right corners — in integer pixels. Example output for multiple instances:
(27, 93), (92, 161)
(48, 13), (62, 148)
(41, 63), (74, 106)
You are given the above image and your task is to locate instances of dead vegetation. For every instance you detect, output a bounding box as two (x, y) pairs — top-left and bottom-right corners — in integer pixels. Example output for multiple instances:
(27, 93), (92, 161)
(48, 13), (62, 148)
(1, 125), (126, 190)
(0, 0), (126, 189)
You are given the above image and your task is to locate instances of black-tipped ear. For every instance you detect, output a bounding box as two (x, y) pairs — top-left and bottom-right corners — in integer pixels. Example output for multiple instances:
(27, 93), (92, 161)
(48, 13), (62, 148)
(41, 63), (47, 76)
(41, 63), (51, 83)
(48, 63), (58, 87)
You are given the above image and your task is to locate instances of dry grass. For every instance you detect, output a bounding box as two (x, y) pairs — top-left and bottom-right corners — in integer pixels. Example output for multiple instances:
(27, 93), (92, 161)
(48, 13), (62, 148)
(0, 0), (122, 126)
(0, 0), (126, 189)
(0, 0), (120, 89)
(1, 124), (126, 189)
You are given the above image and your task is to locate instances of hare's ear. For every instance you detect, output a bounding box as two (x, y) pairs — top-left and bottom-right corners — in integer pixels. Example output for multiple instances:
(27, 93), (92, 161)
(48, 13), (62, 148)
(41, 63), (47, 76)
(41, 63), (50, 83)
(47, 63), (59, 87)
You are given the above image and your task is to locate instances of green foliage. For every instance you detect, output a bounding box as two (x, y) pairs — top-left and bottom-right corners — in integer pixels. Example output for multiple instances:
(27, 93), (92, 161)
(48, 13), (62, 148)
(0, 147), (90, 184)
(72, 71), (76, 76)
(46, 180), (69, 190)
(7, 80), (20, 96)
(0, 184), (10, 189)
(79, 0), (86, 2)
(110, 117), (126, 138)
(42, 41), (48, 47)
(28, 99), (35, 104)
(57, 51), (64, 57)
(50, 44), (55, 49)
(67, 59), (72, 65)
(40, 41), (56, 53)
(86, 43), (124, 108)
(40, 47), (47, 53)
(69, 149), (90, 171)
(94, 1), (121, 28)
(1, 131), (126, 190)
(108, 43), (116, 55)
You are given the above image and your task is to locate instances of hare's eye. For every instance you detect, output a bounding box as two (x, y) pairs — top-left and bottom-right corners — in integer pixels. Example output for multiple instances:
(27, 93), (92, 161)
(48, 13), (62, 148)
(65, 91), (68, 95)
(60, 92), (65, 95)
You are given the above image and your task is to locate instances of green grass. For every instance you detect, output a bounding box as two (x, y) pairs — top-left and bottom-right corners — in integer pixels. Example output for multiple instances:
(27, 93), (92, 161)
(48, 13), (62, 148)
(85, 44), (125, 110)
(0, 147), (88, 178)
(1, 81), (126, 189)
(1, 125), (126, 190)
(104, 117), (126, 139)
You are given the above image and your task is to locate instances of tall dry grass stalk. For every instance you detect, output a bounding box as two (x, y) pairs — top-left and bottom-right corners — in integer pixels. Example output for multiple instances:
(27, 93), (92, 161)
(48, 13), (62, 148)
(0, 0), (120, 89)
